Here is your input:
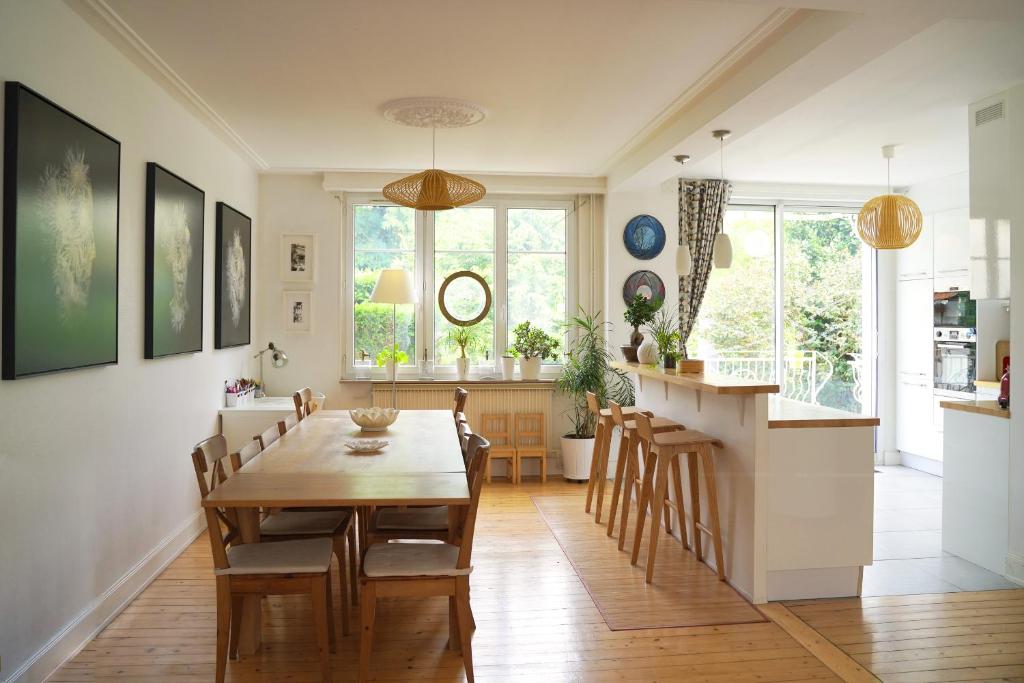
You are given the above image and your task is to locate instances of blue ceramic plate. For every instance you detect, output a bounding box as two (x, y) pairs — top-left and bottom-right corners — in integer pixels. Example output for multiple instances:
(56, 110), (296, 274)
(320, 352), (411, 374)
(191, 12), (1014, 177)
(622, 270), (665, 309)
(623, 214), (666, 260)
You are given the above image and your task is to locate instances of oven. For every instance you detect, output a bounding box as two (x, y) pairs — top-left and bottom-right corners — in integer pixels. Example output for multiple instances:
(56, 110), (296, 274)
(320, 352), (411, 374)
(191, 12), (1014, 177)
(934, 327), (977, 397)
(934, 290), (976, 328)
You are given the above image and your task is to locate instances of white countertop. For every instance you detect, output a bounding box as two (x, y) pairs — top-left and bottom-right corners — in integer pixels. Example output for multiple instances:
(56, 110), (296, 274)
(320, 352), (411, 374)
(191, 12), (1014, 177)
(219, 394), (325, 414)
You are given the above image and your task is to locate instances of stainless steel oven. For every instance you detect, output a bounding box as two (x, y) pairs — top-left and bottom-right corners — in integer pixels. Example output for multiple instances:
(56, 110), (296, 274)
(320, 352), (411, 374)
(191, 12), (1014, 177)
(934, 327), (977, 397)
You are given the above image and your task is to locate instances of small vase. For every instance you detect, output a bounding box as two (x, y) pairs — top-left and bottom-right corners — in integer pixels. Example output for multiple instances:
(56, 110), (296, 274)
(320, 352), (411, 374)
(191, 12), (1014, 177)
(663, 354), (677, 371)
(637, 339), (658, 365)
(384, 359), (396, 381)
(501, 356), (515, 380)
(520, 356), (541, 381)
(456, 357), (470, 381)
(225, 392), (238, 407)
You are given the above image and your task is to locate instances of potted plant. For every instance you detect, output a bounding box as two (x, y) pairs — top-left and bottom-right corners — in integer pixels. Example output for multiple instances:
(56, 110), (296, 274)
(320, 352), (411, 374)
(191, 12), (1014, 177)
(646, 306), (681, 370)
(501, 347), (518, 380)
(444, 325), (480, 381)
(376, 345), (409, 381)
(622, 293), (655, 362)
(556, 308), (635, 480)
(511, 321), (560, 381)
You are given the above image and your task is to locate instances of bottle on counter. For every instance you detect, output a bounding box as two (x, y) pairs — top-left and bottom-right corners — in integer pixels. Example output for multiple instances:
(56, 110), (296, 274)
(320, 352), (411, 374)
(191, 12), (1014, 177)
(998, 358), (1010, 409)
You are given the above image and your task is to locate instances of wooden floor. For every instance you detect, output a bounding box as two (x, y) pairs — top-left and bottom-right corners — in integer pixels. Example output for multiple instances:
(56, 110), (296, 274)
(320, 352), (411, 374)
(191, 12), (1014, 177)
(50, 480), (1022, 682)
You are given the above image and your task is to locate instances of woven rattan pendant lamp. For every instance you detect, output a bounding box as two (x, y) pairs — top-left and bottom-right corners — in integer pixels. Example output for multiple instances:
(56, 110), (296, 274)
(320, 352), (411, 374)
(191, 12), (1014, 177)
(857, 145), (923, 250)
(380, 98), (486, 211)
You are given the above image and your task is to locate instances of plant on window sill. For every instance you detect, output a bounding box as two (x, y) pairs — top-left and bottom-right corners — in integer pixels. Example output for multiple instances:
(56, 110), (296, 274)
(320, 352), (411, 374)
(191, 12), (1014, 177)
(512, 321), (560, 381)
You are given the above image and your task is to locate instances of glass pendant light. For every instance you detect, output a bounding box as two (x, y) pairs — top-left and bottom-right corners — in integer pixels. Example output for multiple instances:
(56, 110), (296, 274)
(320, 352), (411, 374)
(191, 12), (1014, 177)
(712, 130), (732, 269)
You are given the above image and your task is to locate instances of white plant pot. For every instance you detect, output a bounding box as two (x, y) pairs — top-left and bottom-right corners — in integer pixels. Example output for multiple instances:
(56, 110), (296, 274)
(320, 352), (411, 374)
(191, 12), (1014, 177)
(456, 357), (470, 381)
(560, 435), (595, 481)
(520, 356), (541, 381)
(500, 356), (515, 380)
(225, 392), (238, 407)
(637, 338), (659, 365)
(384, 359), (396, 381)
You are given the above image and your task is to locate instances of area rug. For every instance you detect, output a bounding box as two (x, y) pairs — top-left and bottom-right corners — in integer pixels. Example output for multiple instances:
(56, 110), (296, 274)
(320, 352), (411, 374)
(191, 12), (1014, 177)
(532, 495), (767, 631)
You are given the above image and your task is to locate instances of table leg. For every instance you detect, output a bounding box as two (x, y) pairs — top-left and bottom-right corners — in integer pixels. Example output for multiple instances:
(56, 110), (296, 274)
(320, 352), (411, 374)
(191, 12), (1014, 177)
(235, 507), (262, 655)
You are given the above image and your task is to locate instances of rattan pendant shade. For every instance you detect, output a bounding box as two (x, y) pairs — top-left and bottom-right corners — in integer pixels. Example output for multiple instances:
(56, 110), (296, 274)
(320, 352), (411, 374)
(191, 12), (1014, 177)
(857, 145), (923, 250)
(382, 168), (485, 211)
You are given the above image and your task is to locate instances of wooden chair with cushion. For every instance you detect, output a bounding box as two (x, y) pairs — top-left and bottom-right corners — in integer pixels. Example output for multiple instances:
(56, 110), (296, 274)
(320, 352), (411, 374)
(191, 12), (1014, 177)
(193, 437), (337, 683)
(479, 413), (516, 483)
(359, 434), (489, 683)
(255, 423), (281, 450)
(278, 413), (299, 435)
(193, 435), (357, 635)
(293, 387), (314, 421)
(453, 387), (468, 416)
(514, 413), (547, 483)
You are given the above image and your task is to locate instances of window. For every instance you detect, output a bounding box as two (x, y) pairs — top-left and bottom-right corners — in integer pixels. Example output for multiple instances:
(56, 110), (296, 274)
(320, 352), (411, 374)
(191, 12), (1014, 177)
(346, 198), (574, 376)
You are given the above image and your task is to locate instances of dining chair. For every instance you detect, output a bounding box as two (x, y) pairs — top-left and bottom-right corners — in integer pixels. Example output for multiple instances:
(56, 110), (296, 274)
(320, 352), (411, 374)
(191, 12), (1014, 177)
(193, 437), (336, 683)
(479, 413), (516, 483)
(278, 413), (299, 435)
(453, 386), (468, 416)
(514, 413), (546, 483)
(192, 435), (358, 634)
(293, 387), (314, 421)
(255, 422), (281, 450)
(358, 434), (489, 683)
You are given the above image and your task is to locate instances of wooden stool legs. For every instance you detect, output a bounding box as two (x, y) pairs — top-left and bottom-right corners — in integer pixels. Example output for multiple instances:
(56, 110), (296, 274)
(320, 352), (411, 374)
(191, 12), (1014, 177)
(692, 446), (726, 581)
(585, 415), (615, 523)
(584, 417), (604, 512)
(605, 426), (633, 537)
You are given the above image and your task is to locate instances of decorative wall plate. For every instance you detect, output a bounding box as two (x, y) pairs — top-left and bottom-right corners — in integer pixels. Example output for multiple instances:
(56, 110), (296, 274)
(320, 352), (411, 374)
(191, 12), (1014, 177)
(622, 270), (665, 309)
(623, 214), (666, 260)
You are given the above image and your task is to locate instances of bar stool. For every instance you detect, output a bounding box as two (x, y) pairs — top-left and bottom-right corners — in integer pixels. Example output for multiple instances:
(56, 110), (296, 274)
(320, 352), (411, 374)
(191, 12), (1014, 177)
(630, 412), (726, 584)
(583, 392), (642, 524)
(604, 401), (683, 546)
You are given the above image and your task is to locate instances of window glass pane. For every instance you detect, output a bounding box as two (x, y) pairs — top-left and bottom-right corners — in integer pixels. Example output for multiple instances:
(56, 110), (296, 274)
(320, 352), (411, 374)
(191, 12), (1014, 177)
(353, 205), (416, 367)
(783, 210), (865, 412)
(435, 208), (496, 366)
(690, 207), (776, 382)
(508, 208), (567, 253)
(507, 208), (568, 363)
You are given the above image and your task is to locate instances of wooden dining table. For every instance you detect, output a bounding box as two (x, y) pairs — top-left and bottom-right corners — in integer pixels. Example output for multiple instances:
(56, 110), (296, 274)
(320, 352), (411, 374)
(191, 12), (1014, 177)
(202, 409), (470, 654)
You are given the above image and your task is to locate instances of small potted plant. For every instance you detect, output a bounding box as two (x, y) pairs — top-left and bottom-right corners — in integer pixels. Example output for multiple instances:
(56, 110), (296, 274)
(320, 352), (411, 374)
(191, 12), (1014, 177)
(646, 306), (680, 370)
(511, 321), (560, 381)
(501, 347), (519, 380)
(622, 293), (655, 362)
(376, 344), (409, 381)
(444, 325), (480, 381)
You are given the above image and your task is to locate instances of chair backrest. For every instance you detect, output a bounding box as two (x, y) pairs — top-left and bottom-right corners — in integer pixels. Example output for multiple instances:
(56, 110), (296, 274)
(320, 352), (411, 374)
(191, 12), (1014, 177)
(293, 387), (314, 421)
(454, 411), (467, 429)
(586, 391), (601, 417)
(514, 413), (545, 449)
(608, 399), (626, 429)
(632, 411), (655, 444)
(456, 434), (489, 571)
(479, 413), (512, 447)
(231, 439), (263, 472)
(453, 387), (468, 415)
(255, 423), (280, 450)
(278, 413), (299, 435)
(191, 435), (238, 572)
(460, 423), (475, 465)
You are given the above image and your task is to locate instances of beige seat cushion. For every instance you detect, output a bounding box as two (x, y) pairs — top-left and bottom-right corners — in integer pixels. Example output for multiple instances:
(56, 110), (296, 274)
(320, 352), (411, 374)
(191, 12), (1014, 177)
(375, 506), (449, 531)
(260, 509), (350, 536)
(217, 538), (332, 576)
(363, 542), (471, 578)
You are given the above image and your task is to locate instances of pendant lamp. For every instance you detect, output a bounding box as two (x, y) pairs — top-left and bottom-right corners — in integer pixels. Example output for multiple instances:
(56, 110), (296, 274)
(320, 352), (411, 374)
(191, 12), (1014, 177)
(674, 154), (693, 276)
(857, 145), (923, 250)
(712, 130), (733, 269)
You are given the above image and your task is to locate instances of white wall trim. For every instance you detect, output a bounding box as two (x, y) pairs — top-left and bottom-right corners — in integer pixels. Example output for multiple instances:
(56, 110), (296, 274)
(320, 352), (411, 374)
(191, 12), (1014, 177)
(899, 451), (943, 477)
(7, 511), (206, 683)
(881, 449), (902, 466)
(1006, 553), (1024, 586)
(65, 0), (269, 170)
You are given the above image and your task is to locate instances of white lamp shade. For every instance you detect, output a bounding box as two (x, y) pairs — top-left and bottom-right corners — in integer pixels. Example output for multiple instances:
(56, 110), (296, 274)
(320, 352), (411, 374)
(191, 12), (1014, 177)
(713, 233), (733, 269)
(370, 269), (417, 304)
(676, 243), (692, 276)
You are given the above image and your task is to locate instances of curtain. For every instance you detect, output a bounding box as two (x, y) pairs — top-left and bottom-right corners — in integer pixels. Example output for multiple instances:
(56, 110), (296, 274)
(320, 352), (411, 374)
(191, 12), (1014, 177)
(678, 179), (732, 358)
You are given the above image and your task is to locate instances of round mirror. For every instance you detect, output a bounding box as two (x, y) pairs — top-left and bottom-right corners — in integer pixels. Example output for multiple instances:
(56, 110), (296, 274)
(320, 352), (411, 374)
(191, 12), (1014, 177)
(438, 270), (492, 327)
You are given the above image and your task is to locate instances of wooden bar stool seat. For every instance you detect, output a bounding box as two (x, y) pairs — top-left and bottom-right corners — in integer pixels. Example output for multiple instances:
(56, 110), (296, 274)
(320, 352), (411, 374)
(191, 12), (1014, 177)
(629, 414), (726, 584)
(584, 392), (643, 522)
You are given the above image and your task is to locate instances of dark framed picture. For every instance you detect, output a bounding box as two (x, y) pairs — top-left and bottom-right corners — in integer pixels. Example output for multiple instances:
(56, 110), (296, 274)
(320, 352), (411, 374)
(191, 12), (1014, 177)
(622, 269), (666, 310)
(2, 82), (121, 379)
(214, 202), (251, 348)
(145, 163), (205, 358)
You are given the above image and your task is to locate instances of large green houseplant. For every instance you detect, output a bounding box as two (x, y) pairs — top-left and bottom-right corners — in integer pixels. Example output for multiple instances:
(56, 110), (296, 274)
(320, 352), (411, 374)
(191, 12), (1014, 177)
(556, 308), (635, 480)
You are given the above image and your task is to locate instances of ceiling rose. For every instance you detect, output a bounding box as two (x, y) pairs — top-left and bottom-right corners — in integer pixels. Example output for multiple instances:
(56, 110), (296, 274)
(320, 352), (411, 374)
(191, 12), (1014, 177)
(380, 97), (487, 129)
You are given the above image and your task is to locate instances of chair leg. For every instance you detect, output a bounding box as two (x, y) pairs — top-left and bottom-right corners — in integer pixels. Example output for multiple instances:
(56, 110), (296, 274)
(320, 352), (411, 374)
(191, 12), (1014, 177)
(670, 454), (690, 550)
(593, 422), (611, 524)
(701, 446), (727, 581)
(310, 575), (332, 683)
(456, 577), (475, 683)
(616, 433), (639, 549)
(448, 596), (460, 651)
(687, 451), (703, 562)
(486, 455), (493, 484)
(215, 577), (230, 683)
(359, 581), (376, 683)
(630, 447), (657, 566)
(605, 429), (631, 537)
(333, 542), (350, 636)
(229, 595), (243, 660)
(540, 452), (547, 483)
(645, 452), (671, 584)
(325, 569), (337, 651)
(348, 523), (359, 606)
(585, 419), (605, 512)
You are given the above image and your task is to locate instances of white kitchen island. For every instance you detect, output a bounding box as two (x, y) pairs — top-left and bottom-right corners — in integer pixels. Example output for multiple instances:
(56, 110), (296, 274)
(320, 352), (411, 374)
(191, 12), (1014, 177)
(611, 362), (879, 603)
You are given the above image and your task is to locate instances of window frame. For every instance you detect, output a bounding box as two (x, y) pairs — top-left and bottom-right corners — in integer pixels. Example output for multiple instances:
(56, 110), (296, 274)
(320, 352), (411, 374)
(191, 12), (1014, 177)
(343, 194), (576, 379)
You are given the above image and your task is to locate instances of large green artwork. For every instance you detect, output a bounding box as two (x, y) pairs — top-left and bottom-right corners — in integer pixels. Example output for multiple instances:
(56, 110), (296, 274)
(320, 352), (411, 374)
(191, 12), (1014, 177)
(145, 163), (204, 358)
(214, 202), (251, 349)
(2, 82), (120, 379)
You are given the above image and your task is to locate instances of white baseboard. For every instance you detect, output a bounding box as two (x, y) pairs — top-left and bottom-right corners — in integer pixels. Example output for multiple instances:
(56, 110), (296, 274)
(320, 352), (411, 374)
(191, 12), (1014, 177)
(7, 511), (206, 683)
(899, 451), (943, 477)
(881, 449), (901, 466)
(1007, 552), (1024, 586)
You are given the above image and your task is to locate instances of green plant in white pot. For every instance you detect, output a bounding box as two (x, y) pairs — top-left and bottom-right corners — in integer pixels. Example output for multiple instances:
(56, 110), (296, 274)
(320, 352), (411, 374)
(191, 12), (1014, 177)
(443, 325), (481, 381)
(556, 308), (634, 480)
(501, 347), (519, 380)
(511, 321), (559, 381)
(376, 345), (408, 381)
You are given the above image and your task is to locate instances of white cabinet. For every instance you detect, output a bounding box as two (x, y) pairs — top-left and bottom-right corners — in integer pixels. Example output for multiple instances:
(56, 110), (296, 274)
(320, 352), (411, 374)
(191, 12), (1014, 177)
(933, 208), (970, 291)
(897, 214), (933, 280)
(896, 379), (934, 459)
(896, 279), (933, 377)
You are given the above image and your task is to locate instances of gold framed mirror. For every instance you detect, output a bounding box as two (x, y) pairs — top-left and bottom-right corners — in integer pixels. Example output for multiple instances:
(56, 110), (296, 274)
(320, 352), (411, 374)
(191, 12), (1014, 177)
(438, 270), (492, 327)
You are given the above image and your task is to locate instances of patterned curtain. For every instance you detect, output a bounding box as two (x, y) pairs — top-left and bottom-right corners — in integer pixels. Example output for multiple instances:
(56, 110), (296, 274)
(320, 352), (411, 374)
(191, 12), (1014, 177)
(678, 179), (732, 358)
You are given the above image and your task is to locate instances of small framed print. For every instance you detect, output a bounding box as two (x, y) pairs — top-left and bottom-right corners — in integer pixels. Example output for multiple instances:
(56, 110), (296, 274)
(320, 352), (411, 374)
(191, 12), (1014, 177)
(283, 290), (312, 333)
(281, 233), (316, 283)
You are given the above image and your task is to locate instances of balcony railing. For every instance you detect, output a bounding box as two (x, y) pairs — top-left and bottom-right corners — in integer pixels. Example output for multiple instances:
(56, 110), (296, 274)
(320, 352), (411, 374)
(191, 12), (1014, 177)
(704, 351), (835, 405)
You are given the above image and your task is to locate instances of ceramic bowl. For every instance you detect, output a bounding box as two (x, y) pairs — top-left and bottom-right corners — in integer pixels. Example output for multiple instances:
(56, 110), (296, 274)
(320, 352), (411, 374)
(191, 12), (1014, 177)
(349, 407), (400, 431)
(344, 439), (390, 453)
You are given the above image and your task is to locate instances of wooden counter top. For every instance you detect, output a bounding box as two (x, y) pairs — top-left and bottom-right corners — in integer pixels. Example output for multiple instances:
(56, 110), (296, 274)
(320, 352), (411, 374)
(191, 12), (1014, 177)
(610, 361), (780, 395)
(340, 378), (554, 387)
(768, 396), (880, 429)
(940, 399), (1010, 419)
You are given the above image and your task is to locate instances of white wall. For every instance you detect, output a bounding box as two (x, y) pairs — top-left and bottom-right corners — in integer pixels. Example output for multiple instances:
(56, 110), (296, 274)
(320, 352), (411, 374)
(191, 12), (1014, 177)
(0, 2), (259, 680)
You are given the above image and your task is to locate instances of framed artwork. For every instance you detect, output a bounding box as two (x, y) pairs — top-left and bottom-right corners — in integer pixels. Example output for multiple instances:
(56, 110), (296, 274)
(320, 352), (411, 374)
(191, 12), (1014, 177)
(214, 202), (251, 348)
(281, 233), (316, 283)
(283, 290), (312, 333)
(145, 163), (204, 358)
(2, 82), (121, 379)
(623, 214), (665, 260)
(622, 270), (665, 310)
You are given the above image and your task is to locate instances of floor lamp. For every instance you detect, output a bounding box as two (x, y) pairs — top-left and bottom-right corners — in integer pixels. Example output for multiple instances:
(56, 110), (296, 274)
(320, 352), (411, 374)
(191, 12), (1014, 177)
(370, 269), (417, 408)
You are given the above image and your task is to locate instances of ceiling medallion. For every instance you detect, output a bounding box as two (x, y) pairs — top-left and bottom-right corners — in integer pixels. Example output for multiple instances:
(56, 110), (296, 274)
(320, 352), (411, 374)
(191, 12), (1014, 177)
(380, 97), (487, 129)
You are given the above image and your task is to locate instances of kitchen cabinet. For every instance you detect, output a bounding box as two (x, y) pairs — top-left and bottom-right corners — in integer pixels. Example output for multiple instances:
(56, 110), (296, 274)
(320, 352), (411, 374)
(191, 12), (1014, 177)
(897, 214), (933, 280)
(969, 90), (1015, 300)
(933, 208), (970, 291)
(896, 279), (934, 377)
(896, 378), (934, 459)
